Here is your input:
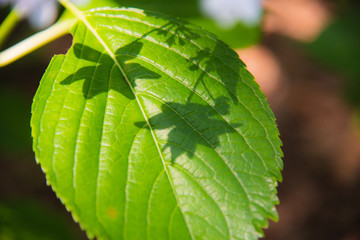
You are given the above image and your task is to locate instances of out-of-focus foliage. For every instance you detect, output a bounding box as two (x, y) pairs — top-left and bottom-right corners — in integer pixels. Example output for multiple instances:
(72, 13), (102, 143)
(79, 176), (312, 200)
(114, 0), (200, 17)
(113, 0), (261, 48)
(189, 17), (261, 48)
(0, 88), (31, 155)
(305, 5), (360, 108)
(0, 200), (79, 240)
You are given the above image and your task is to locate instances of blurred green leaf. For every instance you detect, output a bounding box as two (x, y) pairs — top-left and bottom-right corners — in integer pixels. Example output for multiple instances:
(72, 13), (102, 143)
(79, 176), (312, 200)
(114, 0), (201, 17)
(304, 7), (360, 108)
(305, 9), (360, 78)
(114, 0), (261, 48)
(188, 17), (261, 49)
(0, 200), (79, 240)
(0, 88), (31, 155)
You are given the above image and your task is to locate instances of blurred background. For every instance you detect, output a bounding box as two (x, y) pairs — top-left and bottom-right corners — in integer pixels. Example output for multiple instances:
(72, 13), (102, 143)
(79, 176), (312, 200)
(0, 0), (360, 239)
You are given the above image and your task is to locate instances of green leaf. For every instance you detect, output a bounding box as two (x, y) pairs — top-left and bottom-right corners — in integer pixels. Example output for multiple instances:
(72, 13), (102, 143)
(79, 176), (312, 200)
(31, 7), (282, 240)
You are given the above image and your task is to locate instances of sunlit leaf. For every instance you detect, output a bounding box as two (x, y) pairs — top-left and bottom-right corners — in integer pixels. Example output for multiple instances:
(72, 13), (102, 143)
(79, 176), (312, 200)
(31, 7), (282, 240)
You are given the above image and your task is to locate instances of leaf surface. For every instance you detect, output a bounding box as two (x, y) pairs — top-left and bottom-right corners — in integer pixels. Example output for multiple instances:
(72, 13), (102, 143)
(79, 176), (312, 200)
(31, 7), (282, 240)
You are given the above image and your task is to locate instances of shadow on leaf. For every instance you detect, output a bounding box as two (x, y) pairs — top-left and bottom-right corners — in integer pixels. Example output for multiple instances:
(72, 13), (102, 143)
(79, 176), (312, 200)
(143, 11), (200, 47)
(58, 16), (243, 164)
(188, 41), (241, 104)
(154, 20), (200, 47)
(135, 97), (242, 162)
(146, 16), (241, 104)
(143, 13), (242, 104)
(59, 18), (201, 99)
(60, 42), (161, 99)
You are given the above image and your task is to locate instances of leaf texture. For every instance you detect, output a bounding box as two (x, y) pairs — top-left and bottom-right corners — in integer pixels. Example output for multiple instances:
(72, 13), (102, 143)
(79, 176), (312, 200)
(31, 7), (283, 240)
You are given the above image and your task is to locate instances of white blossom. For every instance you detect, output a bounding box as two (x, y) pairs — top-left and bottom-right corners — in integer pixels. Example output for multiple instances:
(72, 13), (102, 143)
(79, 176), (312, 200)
(0, 0), (89, 29)
(200, 0), (263, 29)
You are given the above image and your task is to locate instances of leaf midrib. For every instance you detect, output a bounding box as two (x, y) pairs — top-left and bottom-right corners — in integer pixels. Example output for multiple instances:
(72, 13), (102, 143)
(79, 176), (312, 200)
(66, 4), (193, 239)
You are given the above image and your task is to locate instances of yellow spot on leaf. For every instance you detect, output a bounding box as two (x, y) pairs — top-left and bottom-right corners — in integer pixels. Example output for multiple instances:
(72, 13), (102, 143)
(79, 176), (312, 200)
(107, 207), (118, 220)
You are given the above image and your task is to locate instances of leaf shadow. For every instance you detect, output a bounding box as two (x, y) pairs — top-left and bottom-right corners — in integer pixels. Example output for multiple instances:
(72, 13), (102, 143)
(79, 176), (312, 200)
(135, 97), (242, 163)
(143, 13), (241, 104)
(154, 20), (200, 47)
(146, 16), (241, 104)
(59, 18), (201, 100)
(187, 41), (241, 104)
(143, 11), (200, 47)
(60, 41), (161, 99)
(58, 16), (243, 163)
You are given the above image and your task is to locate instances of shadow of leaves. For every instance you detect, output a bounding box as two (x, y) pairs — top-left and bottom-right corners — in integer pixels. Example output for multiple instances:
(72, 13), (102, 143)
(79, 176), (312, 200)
(155, 20), (200, 47)
(60, 42), (161, 99)
(58, 15), (243, 163)
(135, 97), (241, 162)
(188, 41), (240, 104)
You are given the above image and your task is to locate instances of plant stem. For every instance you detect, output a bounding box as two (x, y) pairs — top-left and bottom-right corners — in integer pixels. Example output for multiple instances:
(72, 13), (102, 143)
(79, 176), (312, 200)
(0, 19), (74, 67)
(58, 0), (116, 59)
(0, 8), (21, 49)
(58, 0), (87, 22)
